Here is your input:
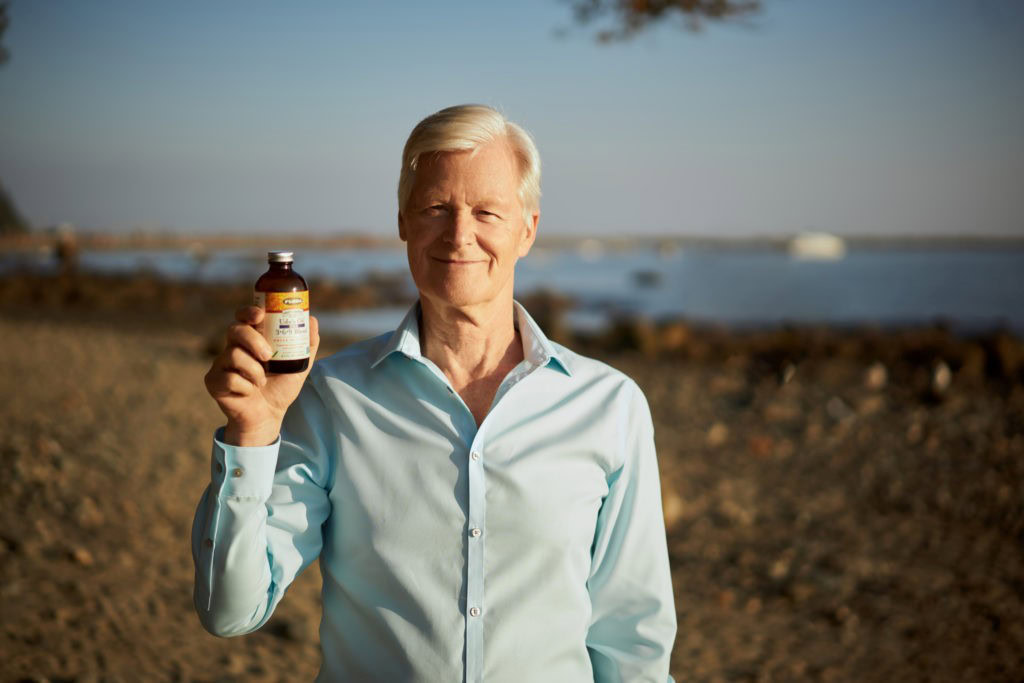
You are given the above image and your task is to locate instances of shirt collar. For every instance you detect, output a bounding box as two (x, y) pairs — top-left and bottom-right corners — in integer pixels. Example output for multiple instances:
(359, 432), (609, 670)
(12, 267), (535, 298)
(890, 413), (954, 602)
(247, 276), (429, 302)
(370, 299), (571, 376)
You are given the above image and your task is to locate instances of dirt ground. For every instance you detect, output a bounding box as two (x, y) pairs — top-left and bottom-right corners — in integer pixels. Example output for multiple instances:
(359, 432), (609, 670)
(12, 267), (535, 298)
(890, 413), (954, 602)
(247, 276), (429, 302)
(1, 296), (1023, 681)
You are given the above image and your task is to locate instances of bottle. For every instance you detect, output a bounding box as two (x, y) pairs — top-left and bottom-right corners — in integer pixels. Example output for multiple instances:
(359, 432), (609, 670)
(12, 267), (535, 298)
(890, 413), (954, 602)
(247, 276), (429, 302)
(254, 251), (310, 374)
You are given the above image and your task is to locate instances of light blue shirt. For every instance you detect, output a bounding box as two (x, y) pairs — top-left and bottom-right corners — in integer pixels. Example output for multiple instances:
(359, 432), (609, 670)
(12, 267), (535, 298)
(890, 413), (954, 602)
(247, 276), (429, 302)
(192, 300), (677, 682)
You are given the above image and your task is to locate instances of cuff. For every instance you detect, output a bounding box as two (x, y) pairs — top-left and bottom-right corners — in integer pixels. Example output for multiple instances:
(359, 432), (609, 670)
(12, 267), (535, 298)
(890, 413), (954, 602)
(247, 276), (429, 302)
(211, 426), (281, 500)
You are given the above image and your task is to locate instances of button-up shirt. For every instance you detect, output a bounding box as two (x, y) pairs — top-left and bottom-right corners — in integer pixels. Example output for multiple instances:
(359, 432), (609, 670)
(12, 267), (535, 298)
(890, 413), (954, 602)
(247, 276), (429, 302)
(192, 300), (677, 682)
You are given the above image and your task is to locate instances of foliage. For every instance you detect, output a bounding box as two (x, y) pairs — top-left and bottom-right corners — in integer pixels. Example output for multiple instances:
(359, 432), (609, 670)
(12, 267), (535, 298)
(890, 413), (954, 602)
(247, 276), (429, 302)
(567, 0), (761, 41)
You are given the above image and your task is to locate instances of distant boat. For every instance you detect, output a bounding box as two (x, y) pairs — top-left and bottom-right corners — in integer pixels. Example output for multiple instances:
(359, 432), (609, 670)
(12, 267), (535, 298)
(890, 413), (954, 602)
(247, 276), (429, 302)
(632, 269), (663, 288)
(788, 231), (846, 261)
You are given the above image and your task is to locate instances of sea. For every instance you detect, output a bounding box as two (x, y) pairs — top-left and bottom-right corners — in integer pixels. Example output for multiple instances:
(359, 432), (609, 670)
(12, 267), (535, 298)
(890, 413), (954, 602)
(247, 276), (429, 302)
(4, 243), (1023, 337)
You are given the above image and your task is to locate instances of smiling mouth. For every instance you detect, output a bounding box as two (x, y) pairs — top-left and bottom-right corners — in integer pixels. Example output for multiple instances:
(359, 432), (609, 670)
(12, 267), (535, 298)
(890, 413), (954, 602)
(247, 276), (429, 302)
(432, 257), (484, 265)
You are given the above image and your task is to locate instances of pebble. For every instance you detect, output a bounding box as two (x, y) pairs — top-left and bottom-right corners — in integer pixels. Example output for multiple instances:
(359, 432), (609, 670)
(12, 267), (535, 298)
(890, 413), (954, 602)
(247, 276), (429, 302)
(932, 360), (952, 394)
(706, 422), (729, 447)
(864, 361), (888, 390)
(826, 395), (855, 422)
(70, 546), (94, 566)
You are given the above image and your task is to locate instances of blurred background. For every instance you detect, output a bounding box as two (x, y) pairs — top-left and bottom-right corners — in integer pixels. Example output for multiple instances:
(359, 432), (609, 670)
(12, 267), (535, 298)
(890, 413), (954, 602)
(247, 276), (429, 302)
(1, 1), (1022, 681)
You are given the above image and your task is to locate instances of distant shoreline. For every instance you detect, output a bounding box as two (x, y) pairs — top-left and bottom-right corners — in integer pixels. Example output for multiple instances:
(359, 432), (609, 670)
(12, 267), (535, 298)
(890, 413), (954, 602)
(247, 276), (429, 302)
(2, 230), (1024, 253)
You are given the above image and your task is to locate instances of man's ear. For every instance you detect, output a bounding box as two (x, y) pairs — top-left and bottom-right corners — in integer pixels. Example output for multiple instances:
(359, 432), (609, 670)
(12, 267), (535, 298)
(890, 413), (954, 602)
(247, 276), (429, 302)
(398, 211), (407, 242)
(518, 211), (539, 258)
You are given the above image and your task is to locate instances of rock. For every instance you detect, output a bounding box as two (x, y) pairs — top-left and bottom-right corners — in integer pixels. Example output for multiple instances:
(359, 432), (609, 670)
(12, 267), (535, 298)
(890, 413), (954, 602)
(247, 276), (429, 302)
(932, 360), (952, 394)
(864, 361), (888, 390)
(70, 546), (94, 566)
(826, 396), (855, 422)
(781, 362), (797, 385)
(706, 422), (729, 448)
(769, 554), (792, 581)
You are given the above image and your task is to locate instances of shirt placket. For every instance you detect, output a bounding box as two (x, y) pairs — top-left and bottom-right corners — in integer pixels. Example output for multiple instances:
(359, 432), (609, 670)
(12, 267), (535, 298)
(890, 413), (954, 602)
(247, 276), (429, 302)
(413, 353), (547, 683)
(464, 359), (544, 683)
(465, 427), (486, 683)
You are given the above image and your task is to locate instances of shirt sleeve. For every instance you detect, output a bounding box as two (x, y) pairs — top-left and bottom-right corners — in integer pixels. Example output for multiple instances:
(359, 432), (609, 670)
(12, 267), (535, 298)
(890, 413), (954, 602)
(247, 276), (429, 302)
(586, 379), (678, 683)
(191, 369), (334, 637)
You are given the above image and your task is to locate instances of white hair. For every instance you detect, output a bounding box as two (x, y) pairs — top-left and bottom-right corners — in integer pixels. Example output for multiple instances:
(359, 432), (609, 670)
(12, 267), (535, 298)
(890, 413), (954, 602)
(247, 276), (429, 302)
(398, 104), (541, 226)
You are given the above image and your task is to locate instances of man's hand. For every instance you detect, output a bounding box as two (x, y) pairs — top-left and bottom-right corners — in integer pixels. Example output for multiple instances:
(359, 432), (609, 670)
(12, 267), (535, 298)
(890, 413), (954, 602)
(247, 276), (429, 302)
(204, 306), (320, 446)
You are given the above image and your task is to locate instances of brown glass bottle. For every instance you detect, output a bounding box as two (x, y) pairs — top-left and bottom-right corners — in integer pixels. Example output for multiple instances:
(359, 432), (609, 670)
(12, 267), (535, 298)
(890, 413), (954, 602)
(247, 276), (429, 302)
(254, 251), (310, 374)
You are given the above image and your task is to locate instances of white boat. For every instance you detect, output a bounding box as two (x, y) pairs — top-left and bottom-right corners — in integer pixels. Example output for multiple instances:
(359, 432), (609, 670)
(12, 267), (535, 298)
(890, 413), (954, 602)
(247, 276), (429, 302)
(788, 231), (847, 261)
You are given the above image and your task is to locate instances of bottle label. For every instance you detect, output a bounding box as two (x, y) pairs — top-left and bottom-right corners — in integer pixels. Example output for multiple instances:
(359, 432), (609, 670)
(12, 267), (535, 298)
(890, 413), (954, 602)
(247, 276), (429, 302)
(254, 290), (310, 361)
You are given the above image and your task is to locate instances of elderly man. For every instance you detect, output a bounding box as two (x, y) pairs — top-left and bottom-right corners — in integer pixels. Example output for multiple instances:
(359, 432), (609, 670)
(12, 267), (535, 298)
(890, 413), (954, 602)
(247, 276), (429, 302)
(193, 104), (677, 682)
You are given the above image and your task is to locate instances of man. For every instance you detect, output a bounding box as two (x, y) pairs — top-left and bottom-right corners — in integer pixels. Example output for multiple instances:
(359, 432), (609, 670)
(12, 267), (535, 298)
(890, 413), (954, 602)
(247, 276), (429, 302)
(193, 104), (677, 682)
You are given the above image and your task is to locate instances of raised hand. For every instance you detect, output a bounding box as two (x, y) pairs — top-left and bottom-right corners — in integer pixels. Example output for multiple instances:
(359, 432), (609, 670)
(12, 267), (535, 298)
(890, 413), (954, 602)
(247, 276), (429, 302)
(204, 306), (320, 446)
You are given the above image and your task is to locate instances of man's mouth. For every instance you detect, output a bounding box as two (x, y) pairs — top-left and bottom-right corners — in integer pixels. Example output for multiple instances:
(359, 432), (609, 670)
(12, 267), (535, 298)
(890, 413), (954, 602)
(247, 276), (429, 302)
(432, 257), (484, 265)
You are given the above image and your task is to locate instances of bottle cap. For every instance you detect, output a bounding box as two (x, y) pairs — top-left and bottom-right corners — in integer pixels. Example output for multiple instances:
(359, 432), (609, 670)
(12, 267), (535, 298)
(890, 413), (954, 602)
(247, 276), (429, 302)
(268, 251), (294, 263)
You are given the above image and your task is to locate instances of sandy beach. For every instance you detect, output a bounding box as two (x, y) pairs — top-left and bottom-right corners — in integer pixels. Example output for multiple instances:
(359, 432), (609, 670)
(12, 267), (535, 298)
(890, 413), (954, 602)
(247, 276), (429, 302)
(2, 271), (1022, 682)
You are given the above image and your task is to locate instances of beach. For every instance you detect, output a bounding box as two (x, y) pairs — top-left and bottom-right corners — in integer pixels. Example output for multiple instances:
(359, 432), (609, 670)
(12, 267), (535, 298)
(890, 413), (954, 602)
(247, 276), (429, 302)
(1, 270), (1022, 682)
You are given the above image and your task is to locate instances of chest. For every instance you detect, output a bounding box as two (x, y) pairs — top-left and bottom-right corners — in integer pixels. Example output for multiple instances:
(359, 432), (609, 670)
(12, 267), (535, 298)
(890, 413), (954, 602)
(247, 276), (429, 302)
(455, 376), (505, 427)
(319, 374), (620, 569)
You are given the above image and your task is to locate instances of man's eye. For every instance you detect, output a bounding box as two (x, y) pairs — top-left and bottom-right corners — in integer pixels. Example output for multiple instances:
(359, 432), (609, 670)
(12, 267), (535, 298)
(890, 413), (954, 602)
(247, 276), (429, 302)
(424, 205), (448, 215)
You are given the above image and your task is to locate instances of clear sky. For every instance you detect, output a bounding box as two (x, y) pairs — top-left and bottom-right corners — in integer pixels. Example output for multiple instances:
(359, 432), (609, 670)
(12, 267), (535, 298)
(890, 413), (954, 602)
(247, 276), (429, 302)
(1, 0), (1022, 238)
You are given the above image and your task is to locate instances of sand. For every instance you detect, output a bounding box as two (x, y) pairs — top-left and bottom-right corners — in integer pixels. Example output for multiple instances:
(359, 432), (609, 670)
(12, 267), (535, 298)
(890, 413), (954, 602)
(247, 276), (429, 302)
(1, 277), (1023, 681)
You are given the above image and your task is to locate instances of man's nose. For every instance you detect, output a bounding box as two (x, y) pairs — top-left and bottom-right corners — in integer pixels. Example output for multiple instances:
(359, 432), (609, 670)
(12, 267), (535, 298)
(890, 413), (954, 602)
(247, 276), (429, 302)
(443, 210), (476, 246)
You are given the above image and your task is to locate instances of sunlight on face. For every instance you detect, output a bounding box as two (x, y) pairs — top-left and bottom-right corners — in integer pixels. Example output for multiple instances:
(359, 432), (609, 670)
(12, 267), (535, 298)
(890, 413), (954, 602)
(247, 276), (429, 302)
(399, 139), (538, 311)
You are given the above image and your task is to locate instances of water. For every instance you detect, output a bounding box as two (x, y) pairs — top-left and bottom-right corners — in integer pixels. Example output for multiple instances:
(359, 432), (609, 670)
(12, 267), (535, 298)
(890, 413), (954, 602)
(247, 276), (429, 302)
(6, 243), (1023, 337)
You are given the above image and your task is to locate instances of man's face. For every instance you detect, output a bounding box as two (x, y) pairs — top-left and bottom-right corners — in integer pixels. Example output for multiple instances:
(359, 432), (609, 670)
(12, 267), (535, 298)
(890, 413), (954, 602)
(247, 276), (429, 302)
(399, 139), (538, 311)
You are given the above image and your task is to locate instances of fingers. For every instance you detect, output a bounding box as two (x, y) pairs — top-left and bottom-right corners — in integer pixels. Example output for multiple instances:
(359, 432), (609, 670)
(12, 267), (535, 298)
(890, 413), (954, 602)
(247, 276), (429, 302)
(226, 321), (273, 362)
(235, 305), (264, 325)
(205, 351), (266, 397)
(226, 346), (267, 387)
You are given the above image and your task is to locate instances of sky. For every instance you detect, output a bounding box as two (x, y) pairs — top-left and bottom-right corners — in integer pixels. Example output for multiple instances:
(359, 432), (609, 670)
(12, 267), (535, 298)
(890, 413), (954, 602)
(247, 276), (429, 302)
(1, 0), (1023, 238)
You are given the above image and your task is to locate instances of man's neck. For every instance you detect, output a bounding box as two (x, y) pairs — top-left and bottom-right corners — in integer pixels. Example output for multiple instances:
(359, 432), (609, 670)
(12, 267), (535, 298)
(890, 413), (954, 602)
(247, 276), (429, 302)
(418, 295), (524, 391)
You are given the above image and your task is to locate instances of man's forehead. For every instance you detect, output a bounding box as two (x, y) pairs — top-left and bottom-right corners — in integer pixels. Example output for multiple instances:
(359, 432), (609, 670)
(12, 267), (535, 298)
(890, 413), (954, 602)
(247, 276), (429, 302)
(412, 141), (519, 195)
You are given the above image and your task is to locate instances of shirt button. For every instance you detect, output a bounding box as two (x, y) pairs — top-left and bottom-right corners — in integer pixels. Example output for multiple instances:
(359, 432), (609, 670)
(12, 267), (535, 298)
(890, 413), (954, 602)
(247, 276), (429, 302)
(470, 528), (482, 537)
(232, 467), (244, 478)
(215, 462), (223, 473)
(470, 451), (480, 461)
(204, 538), (213, 548)
(469, 607), (481, 617)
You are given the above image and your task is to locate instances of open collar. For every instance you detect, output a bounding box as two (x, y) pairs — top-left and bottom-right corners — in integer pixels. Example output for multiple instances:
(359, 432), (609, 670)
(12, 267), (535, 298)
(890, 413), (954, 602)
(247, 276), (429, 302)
(370, 299), (571, 376)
